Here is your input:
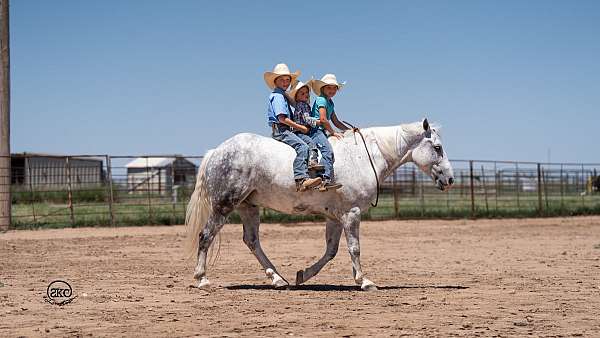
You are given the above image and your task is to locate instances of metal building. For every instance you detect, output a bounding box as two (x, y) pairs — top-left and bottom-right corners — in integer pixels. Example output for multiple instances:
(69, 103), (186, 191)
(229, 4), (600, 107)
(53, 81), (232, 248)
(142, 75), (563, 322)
(10, 153), (104, 188)
(126, 156), (197, 194)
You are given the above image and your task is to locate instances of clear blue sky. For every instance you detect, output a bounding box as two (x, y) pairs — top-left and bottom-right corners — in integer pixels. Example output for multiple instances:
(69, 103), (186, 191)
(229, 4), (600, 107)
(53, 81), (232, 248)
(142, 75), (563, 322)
(10, 1), (600, 163)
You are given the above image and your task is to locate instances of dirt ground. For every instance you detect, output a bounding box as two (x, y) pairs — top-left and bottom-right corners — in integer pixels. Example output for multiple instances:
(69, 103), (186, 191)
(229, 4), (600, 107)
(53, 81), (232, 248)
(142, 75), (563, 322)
(1, 216), (600, 337)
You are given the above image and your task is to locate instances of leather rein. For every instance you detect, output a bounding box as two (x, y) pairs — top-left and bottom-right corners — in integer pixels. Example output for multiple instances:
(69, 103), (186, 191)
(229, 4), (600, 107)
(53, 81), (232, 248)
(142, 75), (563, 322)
(341, 121), (380, 208)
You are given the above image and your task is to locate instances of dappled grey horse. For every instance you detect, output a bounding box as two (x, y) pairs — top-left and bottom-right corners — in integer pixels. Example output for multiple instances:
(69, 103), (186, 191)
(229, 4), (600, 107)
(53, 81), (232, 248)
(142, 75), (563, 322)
(185, 119), (454, 291)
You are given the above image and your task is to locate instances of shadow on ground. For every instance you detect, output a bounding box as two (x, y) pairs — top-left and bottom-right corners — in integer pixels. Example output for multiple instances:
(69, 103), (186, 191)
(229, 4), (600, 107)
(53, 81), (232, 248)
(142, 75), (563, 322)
(223, 284), (469, 292)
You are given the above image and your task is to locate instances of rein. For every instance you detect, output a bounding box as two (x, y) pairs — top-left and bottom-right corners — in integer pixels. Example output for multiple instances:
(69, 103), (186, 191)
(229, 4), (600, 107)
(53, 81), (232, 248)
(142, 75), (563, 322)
(342, 120), (380, 207)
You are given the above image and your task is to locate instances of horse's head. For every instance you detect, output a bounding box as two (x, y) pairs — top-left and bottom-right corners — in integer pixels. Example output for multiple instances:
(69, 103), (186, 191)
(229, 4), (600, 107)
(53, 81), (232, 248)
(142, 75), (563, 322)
(411, 119), (454, 191)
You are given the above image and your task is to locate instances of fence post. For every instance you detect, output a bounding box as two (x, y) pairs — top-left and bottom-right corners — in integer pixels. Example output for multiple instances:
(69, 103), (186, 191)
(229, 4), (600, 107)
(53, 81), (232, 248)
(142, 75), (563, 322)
(515, 162), (520, 211)
(146, 157), (153, 224)
(460, 171), (465, 197)
(481, 165), (489, 214)
(0, 0), (10, 231)
(494, 161), (498, 210)
(537, 163), (543, 215)
(559, 164), (564, 209)
(392, 169), (399, 218)
(65, 157), (75, 226)
(469, 160), (475, 217)
(105, 155), (115, 226)
(171, 157), (177, 223)
(543, 167), (549, 210)
(26, 156), (36, 222)
(581, 164), (585, 207)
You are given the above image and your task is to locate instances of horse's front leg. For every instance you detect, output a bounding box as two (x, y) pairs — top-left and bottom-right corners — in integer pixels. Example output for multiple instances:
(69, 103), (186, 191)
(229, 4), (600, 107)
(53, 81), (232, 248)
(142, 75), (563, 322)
(342, 207), (377, 291)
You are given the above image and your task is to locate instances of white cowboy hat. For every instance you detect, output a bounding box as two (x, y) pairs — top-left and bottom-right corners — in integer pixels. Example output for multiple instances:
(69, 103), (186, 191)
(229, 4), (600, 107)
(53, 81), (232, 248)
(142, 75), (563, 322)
(310, 73), (346, 95)
(263, 63), (300, 89)
(286, 79), (313, 105)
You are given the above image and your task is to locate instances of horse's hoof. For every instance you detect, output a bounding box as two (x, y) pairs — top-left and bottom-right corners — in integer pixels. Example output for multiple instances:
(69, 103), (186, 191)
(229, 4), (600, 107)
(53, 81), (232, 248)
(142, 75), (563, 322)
(272, 279), (289, 289)
(361, 279), (378, 292)
(195, 277), (211, 289)
(266, 268), (289, 289)
(295, 270), (304, 285)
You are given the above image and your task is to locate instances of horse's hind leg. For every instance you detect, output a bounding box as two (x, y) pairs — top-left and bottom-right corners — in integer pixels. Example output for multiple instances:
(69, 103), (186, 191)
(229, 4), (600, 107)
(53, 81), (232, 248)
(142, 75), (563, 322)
(295, 219), (343, 285)
(237, 203), (288, 288)
(193, 213), (226, 289)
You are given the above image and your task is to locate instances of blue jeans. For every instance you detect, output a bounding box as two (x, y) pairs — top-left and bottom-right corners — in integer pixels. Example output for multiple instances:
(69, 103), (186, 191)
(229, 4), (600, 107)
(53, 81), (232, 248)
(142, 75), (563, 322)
(294, 132), (319, 163)
(272, 128), (310, 180)
(309, 129), (334, 180)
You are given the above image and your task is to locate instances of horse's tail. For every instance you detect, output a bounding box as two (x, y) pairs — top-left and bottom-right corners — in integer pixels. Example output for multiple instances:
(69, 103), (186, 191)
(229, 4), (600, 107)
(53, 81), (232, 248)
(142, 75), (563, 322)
(185, 149), (214, 259)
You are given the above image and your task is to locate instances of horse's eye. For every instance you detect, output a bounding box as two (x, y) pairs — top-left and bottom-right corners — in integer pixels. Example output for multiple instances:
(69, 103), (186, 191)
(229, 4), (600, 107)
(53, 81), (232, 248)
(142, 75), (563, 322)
(434, 145), (442, 152)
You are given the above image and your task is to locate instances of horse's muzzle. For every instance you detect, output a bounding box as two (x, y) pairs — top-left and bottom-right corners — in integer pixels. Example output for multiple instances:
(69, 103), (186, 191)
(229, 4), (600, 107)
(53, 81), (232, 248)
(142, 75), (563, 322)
(433, 174), (454, 191)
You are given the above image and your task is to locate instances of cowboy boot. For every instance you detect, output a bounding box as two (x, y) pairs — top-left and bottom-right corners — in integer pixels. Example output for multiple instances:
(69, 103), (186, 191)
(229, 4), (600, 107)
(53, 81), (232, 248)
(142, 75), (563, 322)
(296, 177), (322, 192)
(318, 178), (343, 192)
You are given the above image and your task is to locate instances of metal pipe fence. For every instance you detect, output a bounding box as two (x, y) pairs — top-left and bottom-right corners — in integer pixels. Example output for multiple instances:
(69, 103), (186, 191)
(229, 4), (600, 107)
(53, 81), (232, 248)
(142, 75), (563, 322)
(1, 154), (600, 228)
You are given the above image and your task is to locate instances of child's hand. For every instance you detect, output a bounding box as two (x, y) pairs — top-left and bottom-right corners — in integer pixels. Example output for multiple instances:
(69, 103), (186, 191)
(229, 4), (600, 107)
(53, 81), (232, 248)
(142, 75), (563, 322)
(299, 126), (310, 134)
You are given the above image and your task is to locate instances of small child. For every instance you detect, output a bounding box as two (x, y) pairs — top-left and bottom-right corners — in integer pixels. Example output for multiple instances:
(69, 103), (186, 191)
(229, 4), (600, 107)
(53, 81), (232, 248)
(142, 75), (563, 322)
(310, 74), (350, 190)
(286, 80), (323, 171)
(264, 63), (322, 191)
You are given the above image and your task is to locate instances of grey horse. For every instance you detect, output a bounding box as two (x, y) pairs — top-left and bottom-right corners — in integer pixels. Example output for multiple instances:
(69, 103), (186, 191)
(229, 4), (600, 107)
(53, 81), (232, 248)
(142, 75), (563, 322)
(185, 119), (454, 291)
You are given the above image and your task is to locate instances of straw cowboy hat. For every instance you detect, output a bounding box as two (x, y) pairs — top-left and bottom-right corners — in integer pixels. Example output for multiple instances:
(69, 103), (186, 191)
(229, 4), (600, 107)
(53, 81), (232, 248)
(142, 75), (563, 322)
(286, 79), (313, 105)
(263, 63), (300, 89)
(310, 74), (346, 95)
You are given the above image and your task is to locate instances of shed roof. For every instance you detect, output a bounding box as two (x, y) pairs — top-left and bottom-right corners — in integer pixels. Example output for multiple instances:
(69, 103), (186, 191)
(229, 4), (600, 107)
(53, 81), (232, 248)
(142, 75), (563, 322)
(125, 157), (176, 168)
(11, 152), (104, 162)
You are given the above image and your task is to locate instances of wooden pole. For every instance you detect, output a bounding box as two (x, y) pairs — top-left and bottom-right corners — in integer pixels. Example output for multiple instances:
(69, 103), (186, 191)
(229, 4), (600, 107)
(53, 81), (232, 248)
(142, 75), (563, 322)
(0, 0), (10, 231)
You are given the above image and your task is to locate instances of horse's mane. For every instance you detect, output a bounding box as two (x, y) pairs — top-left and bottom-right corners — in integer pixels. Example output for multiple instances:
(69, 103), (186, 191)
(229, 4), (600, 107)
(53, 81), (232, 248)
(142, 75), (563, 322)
(341, 120), (441, 166)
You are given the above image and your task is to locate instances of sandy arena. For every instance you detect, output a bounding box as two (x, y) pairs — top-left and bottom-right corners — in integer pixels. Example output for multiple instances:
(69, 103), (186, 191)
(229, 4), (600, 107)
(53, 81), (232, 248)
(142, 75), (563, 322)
(1, 216), (600, 336)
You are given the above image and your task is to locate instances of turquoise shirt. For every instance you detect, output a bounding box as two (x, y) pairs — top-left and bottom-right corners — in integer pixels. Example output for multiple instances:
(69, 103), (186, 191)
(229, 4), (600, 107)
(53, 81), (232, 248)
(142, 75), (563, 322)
(310, 96), (335, 130)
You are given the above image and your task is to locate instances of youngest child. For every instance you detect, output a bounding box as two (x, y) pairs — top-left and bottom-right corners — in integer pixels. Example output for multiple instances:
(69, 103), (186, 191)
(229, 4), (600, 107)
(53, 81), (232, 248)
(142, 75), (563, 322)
(287, 80), (323, 171)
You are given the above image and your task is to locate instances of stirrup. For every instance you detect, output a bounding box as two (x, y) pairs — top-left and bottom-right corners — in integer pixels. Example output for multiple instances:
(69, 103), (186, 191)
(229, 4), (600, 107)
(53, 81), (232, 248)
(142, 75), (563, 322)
(318, 181), (343, 192)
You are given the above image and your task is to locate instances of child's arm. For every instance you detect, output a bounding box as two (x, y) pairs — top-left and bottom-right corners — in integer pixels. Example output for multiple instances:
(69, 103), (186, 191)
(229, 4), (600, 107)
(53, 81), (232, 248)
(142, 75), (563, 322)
(272, 93), (309, 133)
(319, 107), (344, 139)
(331, 112), (350, 132)
(303, 113), (320, 128)
(278, 115), (309, 133)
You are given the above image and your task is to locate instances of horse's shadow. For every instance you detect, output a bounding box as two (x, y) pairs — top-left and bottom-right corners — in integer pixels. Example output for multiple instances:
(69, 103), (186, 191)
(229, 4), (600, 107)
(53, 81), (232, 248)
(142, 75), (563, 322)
(223, 284), (468, 292)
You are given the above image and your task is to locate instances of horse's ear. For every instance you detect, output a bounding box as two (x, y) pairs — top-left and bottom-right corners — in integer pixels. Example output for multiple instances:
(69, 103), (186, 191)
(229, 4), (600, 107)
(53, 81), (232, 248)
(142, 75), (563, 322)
(423, 118), (430, 131)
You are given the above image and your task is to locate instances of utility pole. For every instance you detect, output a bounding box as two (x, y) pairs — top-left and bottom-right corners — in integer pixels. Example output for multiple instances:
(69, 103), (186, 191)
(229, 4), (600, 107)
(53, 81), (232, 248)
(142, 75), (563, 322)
(0, 0), (10, 231)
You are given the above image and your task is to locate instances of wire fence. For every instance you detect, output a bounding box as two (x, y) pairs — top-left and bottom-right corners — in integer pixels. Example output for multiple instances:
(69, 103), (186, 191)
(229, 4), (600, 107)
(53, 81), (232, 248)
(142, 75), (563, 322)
(1, 154), (600, 229)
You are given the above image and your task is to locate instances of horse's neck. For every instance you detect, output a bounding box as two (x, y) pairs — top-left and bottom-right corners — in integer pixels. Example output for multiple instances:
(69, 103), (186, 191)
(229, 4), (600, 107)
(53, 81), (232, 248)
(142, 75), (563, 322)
(365, 123), (423, 178)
